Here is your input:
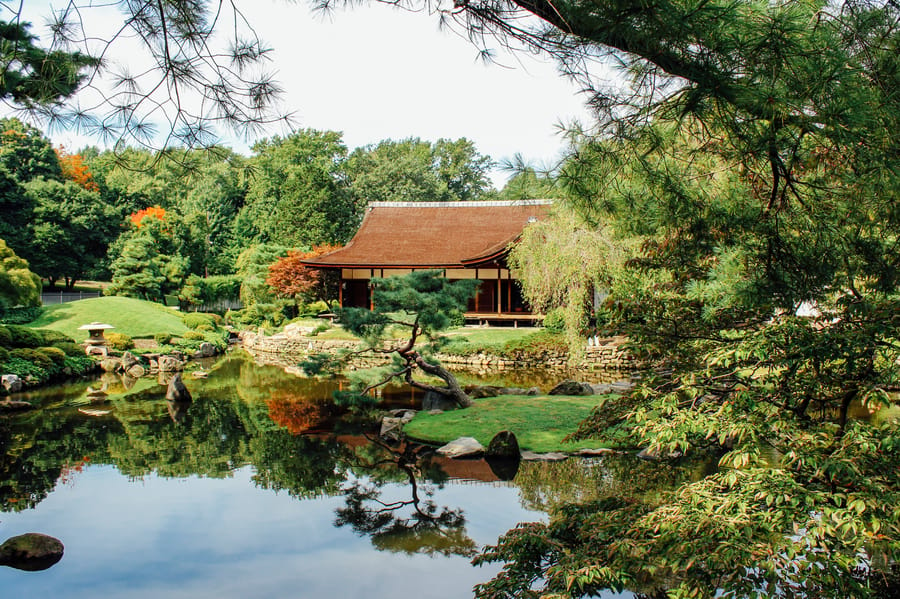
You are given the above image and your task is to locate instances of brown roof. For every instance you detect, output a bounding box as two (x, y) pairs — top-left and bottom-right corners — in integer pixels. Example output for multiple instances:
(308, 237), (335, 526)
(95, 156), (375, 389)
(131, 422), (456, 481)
(304, 200), (553, 269)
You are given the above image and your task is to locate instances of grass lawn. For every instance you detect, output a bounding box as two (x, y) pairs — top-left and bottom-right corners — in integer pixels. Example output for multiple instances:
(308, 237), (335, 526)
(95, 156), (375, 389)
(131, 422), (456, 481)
(27, 296), (189, 340)
(404, 394), (617, 453)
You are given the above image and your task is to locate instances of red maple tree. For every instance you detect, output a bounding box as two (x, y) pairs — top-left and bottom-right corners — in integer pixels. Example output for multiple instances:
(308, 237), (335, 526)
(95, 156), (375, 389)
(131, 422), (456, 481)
(266, 244), (340, 300)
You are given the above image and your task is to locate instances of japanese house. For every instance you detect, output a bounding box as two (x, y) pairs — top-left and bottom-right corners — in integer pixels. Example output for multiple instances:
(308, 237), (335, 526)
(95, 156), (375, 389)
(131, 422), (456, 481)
(302, 200), (553, 323)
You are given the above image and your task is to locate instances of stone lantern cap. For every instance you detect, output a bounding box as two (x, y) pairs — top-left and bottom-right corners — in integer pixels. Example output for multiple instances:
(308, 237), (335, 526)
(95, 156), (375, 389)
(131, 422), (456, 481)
(79, 322), (114, 346)
(78, 322), (115, 331)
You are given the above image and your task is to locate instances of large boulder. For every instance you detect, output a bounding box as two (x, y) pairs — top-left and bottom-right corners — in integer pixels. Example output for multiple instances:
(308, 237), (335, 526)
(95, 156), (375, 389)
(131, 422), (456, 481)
(121, 351), (140, 370)
(99, 358), (122, 373)
(485, 430), (520, 458)
(379, 416), (406, 441)
(1, 374), (22, 393)
(436, 437), (484, 458)
(195, 342), (217, 358)
(548, 380), (594, 396)
(422, 389), (459, 412)
(157, 355), (183, 372)
(125, 364), (146, 378)
(165, 373), (192, 403)
(0, 533), (64, 571)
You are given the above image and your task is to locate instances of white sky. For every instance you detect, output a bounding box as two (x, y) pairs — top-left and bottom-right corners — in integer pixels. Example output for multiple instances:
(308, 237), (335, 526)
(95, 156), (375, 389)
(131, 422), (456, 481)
(10, 1), (600, 188)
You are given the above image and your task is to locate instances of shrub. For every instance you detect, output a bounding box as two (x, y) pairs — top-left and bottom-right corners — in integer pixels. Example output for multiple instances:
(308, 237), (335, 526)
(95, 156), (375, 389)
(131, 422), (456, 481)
(542, 308), (567, 333)
(3, 325), (44, 348)
(11, 348), (54, 371)
(105, 332), (134, 351)
(309, 322), (331, 337)
(52, 341), (86, 357)
(183, 331), (206, 341)
(37, 346), (67, 367)
(0, 347), (9, 362)
(0, 325), (11, 347)
(0, 306), (43, 325)
(182, 312), (217, 330)
(0, 356), (45, 381)
(300, 300), (331, 317)
(35, 329), (72, 345)
(154, 332), (172, 345)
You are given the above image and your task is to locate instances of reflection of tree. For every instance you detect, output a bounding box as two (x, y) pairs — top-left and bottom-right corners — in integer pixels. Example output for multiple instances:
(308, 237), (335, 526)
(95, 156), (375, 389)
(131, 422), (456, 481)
(250, 432), (347, 500)
(266, 394), (337, 434)
(334, 439), (477, 557)
(513, 454), (706, 513)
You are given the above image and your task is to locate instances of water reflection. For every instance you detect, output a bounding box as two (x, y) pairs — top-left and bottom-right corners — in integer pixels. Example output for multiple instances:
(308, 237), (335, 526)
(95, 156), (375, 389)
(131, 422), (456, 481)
(0, 350), (681, 598)
(336, 438), (476, 557)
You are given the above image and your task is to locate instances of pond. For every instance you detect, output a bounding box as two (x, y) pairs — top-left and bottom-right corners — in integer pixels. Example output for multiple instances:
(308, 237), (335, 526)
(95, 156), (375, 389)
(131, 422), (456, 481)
(0, 350), (690, 598)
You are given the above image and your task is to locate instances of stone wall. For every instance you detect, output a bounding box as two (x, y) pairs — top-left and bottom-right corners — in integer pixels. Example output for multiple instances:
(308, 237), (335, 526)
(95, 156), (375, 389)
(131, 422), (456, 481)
(240, 329), (639, 373)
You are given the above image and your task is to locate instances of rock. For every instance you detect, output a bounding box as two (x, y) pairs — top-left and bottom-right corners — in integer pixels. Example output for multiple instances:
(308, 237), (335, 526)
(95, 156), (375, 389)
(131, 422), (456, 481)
(121, 351), (139, 370)
(85, 345), (107, 357)
(548, 380), (594, 396)
(380, 416), (405, 441)
(0, 400), (33, 412)
(0, 533), (64, 571)
(524, 386), (541, 396)
(165, 373), (192, 402)
(485, 430), (520, 458)
(575, 447), (619, 457)
(436, 437), (484, 458)
(468, 385), (501, 399)
(1, 374), (23, 393)
(78, 408), (111, 416)
(100, 358), (122, 373)
(196, 342), (217, 358)
(190, 370), (209, 379)
(520, 451), (568, 462)
(125, 364), (146, 378)
(283, 322), (315, 338)
(158, 355), (183, 372)
(422, 389), (459, 412)
(389, 409), (417, 423)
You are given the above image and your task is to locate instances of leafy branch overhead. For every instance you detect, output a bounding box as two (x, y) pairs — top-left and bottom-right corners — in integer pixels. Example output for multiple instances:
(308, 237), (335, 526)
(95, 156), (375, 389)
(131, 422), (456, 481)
(304, 271), (479, 409)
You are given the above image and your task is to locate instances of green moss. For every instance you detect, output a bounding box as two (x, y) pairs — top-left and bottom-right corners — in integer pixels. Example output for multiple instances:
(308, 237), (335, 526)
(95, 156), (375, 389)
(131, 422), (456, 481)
(404, 394), (618, 453)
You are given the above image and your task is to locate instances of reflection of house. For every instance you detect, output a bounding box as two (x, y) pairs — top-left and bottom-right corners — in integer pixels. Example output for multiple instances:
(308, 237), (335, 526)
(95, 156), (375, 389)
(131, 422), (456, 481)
(303, 200), (552, 323)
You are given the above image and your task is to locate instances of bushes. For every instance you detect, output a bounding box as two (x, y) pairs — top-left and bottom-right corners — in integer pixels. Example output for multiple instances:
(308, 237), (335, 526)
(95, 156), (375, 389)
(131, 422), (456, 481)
(105, 332), (134, 351)
(0, 325), (73, 348)
(182, 312), (217, 330)
(0, 306), (43, 325)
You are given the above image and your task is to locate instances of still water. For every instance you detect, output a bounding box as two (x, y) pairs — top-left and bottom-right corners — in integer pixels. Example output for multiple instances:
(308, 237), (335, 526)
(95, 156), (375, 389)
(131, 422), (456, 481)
(0, 351), (664, 598)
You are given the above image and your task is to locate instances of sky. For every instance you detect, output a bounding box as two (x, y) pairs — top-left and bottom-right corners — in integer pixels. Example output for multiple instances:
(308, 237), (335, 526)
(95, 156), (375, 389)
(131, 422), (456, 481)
(9, 1), (601, 189)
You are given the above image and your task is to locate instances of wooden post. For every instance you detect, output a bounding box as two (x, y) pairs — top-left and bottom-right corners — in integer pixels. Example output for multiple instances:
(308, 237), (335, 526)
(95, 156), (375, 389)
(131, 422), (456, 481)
(496, 267), (501, 315)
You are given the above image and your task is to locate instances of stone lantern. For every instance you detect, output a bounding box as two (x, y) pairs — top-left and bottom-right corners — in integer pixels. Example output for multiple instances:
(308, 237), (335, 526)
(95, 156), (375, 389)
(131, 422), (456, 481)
(78, 322), (114, 356)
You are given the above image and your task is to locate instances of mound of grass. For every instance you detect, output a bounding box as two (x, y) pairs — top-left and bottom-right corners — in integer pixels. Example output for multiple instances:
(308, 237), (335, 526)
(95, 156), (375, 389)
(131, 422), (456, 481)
(26, 296), (189, 341)
(404, 394), (617, 453)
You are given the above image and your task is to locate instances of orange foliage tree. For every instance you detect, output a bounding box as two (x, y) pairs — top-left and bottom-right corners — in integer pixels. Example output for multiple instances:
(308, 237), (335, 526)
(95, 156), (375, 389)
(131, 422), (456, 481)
(266, 244), (340, 302)
(129, 205), (167, 228)
(55, 146), (99, 191)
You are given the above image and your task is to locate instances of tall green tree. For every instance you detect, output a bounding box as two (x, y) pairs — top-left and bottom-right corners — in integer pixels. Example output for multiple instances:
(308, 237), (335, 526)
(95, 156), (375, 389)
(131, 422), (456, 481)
(25, 178), (122, 289)
(0, 238), (41, 310)
(107, 216), (187, 301)
(346, 137), (494, 204)
(0, 118), (61, 182)
(240, 129), (360, 247)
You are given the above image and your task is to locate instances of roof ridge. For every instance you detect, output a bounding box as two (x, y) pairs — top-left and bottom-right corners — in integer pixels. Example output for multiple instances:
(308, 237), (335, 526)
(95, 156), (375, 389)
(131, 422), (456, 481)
(367, 199), (554, 208)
